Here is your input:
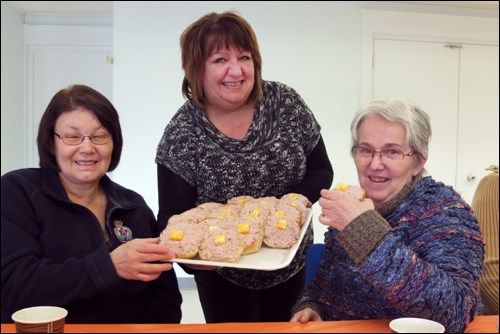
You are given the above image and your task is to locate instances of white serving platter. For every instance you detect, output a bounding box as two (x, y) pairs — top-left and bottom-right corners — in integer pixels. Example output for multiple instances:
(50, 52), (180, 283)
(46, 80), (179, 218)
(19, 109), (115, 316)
(171, 208), (312, 271)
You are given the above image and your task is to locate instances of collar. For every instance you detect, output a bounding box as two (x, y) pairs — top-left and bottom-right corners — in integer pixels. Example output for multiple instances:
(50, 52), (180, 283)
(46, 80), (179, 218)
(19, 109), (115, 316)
(376, 174), (422, 217)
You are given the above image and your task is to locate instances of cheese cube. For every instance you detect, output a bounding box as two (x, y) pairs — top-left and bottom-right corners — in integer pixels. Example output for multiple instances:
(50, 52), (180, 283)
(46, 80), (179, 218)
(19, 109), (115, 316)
(276, 210), (285, 217)
(223, 209), (235, 215)
(214, 234), (226, 245)
(169, 230), (183, 241)
(277, 219), (287, 230)
(251, 208), (262, 217)
(237, 223), (250, 234)
(335, 182), (348, 192)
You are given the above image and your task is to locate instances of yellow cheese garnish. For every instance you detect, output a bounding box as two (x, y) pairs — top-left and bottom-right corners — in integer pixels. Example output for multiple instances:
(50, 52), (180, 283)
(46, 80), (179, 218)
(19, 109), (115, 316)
(169, 230), (183, 241)
(335, 182), (349, 192)
(214, 234), (226, 245)
(237, 223), (250, 234)
(277, 219), (287, 230)
(223, 209), (235, 215)
(276, 210), (285, 217)
(237, 197), (247, 204)
(208, 225), (219, 231)
(289, 193), (298, 200)
(251, 208), (262, 217)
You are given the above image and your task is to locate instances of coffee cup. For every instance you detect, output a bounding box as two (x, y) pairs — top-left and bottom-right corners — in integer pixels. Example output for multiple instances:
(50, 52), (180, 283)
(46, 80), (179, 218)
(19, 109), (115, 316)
(12, 306), (67, 333)
(389, 317), (445, 333)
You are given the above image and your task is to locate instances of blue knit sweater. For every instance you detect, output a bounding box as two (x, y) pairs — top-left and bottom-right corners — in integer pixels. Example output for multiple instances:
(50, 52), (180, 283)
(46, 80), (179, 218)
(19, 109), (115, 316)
(292, 176), (484, 333)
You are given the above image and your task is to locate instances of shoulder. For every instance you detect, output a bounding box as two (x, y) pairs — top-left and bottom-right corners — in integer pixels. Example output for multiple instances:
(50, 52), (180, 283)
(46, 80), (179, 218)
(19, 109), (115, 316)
(160, 101), (203, 145)
(262, 80), (299, 97)
(415, 176), (463, 201)
(1, 168), (43, 189)
(408, 176), (477, 225)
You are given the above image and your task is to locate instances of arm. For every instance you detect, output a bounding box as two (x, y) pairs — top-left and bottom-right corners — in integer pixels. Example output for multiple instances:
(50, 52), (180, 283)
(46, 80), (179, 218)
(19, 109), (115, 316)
(157, 163), (197, 231)
(1, 173), (120, 321)
(289, 136), (333, 204)
(345, 208), (483, 333)
(157, 164), (206, 274)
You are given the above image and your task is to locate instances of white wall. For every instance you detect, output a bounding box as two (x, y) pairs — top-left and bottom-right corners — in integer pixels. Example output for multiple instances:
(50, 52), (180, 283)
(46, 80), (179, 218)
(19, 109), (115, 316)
(1, 2), (25, 175)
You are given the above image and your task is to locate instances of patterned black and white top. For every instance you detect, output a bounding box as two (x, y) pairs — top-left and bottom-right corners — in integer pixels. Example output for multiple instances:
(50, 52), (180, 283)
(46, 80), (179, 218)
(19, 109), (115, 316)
(156, 80), (323, 289)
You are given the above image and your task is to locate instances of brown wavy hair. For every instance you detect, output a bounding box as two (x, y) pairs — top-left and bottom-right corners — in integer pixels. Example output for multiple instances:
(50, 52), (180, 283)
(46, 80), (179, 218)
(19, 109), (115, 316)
(180, 11), (263, 109)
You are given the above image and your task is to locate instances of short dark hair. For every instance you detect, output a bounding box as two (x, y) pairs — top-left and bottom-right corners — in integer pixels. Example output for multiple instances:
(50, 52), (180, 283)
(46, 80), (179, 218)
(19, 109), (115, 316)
(180, 11), (263, 109)
(37, 84), (123, 172)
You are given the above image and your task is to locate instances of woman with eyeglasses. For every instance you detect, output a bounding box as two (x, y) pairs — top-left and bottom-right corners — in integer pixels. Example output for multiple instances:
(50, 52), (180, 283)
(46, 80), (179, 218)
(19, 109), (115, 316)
(291, 98), (484, 333)
(1, 84), (182, 324)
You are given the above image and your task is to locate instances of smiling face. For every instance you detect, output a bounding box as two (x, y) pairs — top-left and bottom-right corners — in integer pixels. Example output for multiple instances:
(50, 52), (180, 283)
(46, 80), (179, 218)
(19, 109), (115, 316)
(202, 45), (255, 111)
(54, 107), (113, 189)
(355, 113), (426, 206)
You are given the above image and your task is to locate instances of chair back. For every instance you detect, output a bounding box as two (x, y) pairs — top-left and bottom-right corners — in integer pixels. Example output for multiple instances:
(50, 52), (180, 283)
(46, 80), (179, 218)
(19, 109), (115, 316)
(306, 243), (325, 285)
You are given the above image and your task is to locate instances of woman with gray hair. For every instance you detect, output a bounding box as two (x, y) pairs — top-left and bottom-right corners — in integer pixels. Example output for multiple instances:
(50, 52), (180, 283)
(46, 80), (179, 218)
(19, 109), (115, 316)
(291, 98), (484, 333)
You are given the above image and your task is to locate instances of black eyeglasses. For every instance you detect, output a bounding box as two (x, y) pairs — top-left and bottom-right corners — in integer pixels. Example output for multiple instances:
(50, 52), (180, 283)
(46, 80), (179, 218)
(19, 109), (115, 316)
(352, 146), (414, 161)
(54, 132), (111, 145)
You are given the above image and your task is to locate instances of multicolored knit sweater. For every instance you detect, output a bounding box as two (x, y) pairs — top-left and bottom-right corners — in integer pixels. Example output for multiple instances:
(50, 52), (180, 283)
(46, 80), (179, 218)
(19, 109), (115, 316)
(292, 175), (484, 333)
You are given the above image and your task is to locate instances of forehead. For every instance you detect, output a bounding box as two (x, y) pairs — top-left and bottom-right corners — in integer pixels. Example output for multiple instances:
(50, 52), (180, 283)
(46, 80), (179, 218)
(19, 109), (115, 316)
(358, 114), (406, 145)
(56, 107), (100, 129)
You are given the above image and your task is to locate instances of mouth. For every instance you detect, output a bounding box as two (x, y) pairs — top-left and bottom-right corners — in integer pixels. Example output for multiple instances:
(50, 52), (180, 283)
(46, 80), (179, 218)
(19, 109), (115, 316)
(369, 176), (389, 183)
(75, 160), (98, 166)
(222, 80), (243, 87)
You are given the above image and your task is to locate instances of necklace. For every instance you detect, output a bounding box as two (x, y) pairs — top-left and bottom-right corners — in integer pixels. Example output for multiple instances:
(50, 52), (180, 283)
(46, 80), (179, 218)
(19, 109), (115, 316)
(97, 189), (110, 243)
(96, 189), (105, 224)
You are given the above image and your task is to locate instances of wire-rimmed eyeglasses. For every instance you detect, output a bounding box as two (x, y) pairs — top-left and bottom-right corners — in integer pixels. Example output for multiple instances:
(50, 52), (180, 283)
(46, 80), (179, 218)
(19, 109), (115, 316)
(54, 132), (111, 146)
(352, 146), (414, 161)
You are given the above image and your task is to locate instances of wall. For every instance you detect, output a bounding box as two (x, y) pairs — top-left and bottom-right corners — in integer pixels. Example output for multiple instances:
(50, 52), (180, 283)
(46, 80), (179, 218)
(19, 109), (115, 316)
(1, 2), (25, 175)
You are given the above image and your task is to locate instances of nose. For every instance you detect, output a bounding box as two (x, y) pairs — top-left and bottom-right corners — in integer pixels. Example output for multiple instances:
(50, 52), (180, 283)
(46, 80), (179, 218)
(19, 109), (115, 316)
(371, 151), (383, 160)
(227, 61), (242, 76)
(79, 136), (96, 152)
(369, 151), (384, 169)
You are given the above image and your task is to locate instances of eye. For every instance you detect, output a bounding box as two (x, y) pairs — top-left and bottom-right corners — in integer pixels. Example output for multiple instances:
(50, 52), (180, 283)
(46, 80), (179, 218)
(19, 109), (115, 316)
(384, 149), (402, 158)
(214, 57), (226, 64)
(240, 55), (251, 61)
(357, 147), (373, 154)
(65, 133), (81, 139)
(92, 134), (108, 140)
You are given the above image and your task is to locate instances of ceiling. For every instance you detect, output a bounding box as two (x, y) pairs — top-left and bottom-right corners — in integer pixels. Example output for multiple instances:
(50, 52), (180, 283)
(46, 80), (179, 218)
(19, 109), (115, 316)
(6, 1), (499, 16)
(6, 1), (113, 16)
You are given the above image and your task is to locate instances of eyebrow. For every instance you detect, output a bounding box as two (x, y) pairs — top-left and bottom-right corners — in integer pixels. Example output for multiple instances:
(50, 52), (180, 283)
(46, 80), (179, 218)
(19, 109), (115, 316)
(358, 142), (405, 148)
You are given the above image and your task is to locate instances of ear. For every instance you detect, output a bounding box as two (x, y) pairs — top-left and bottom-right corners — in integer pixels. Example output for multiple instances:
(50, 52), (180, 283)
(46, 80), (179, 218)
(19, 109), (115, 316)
(412, 155), (427, 176)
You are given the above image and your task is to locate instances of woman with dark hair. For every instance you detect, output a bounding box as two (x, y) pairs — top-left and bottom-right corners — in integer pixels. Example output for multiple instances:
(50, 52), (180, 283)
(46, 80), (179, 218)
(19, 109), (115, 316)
(155, 12), (333, 323)
(1, 84), (182, 324)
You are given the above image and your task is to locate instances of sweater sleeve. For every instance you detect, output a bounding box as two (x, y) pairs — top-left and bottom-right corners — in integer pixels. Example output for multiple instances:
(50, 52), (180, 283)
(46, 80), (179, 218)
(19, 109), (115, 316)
(156, 163), (197, 231)
(289, 136), (334, 204)
(357, 205), (484, 333)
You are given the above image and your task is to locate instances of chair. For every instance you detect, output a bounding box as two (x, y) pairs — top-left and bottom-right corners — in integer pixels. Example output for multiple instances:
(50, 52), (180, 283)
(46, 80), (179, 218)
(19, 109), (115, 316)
(471, 165), (499, 315)
(305, 243), (325, 285)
